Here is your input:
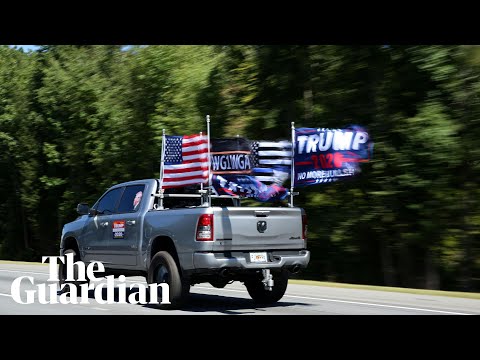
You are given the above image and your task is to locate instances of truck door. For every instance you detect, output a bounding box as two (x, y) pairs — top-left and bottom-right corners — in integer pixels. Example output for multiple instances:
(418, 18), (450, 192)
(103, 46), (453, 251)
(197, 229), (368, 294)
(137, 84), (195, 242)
(107, 184), (145, 267)
(82, 186), (124, 265)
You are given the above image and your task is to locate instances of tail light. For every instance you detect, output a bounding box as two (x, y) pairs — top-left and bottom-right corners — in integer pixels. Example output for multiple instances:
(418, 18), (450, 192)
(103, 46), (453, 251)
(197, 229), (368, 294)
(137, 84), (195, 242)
(302, 214), (308, 242)
(196, 214), (214, 241)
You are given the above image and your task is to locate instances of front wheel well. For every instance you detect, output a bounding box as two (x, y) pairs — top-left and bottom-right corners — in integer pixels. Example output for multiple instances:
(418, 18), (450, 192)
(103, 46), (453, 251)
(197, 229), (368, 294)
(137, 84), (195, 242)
(63, 237), (80, 259)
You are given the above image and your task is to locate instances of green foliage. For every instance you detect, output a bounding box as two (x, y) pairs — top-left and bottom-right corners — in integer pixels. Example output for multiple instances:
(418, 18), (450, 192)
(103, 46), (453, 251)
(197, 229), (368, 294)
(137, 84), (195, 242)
(0, 45), (478, 292)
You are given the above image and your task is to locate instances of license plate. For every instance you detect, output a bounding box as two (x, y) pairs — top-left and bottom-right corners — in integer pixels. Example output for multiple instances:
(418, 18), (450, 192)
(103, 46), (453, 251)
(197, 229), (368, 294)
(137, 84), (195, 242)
(250, 252), (268, 263)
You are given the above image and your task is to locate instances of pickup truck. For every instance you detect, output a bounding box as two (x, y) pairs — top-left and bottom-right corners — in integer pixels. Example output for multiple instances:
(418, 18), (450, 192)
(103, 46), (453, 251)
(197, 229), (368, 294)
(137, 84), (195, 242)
(59, 179), (310, 309)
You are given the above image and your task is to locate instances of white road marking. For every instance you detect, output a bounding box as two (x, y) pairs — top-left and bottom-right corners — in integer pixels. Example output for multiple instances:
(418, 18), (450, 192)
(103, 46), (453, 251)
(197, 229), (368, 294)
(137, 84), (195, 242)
(0, 269), (50, 276)
(283, 294), (471, 315)
(0, 268), (473, 315)
(194, 286), (472, 315)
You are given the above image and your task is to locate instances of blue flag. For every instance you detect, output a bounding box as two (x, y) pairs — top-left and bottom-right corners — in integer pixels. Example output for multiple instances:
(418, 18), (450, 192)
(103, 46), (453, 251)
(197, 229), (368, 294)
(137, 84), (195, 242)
(211, 174), (288, 202)
(250, 140), (292, 185)
(294, 126), (373, 187)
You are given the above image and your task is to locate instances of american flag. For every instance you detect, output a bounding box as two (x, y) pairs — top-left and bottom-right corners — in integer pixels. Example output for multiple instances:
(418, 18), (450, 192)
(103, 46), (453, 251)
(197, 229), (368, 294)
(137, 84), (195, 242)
(250, 140), (292, 185)
(162, 134), (209, 189)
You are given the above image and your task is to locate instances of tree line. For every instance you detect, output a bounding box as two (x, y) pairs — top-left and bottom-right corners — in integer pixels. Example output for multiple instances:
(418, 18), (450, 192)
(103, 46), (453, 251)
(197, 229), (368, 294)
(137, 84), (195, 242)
(1, 45), (478, 291)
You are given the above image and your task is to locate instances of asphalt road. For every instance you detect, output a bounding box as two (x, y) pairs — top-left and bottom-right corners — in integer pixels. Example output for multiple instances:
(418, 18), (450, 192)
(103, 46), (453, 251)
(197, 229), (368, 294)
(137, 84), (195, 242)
(0, 263), (479, 315)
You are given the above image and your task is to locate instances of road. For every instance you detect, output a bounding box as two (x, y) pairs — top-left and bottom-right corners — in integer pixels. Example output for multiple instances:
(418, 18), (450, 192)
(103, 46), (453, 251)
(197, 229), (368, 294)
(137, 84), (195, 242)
(0, 263), (479, 315)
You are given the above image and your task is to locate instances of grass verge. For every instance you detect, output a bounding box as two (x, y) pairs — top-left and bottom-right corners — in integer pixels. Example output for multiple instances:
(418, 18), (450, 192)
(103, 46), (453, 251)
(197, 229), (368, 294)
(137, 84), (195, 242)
(289, 279), (480, 299)
(0, 260), (48, 266)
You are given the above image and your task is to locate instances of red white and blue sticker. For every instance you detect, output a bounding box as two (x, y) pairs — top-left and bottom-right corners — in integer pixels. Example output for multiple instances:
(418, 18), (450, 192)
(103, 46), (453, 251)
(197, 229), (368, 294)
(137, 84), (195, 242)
(113, 220), (125, 239)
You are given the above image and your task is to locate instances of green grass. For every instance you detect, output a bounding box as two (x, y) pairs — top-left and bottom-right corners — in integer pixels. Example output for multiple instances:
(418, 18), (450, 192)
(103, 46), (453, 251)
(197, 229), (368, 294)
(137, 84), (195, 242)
(1, 259), (479, 300)
(289, 279), (480, 299)
(0, 260), (48, 266)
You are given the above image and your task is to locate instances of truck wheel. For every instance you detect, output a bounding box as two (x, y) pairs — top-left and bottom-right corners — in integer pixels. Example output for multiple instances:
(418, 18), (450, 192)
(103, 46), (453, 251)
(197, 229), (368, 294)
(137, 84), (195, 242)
(58, 249), (89, 296)
(245, 269), (289, 304)
(148, 251), (190, 309)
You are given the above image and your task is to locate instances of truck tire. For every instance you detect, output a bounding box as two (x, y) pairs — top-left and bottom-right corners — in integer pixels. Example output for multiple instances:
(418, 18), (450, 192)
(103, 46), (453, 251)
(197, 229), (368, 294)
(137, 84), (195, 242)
(148, 251), (190, 309)
(58, 249), (89, 296)
(245, 269), (289, 304)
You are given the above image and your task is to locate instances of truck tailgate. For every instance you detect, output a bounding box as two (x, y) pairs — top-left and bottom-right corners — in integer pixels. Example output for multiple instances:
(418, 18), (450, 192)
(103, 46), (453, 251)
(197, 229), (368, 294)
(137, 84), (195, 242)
(212, 207), (304, 251)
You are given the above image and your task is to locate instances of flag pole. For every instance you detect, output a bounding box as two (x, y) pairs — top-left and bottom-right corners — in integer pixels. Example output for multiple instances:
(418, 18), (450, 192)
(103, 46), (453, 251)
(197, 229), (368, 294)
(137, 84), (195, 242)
(290, 121), (295, 207)
(199, 131), (204, 206)
(159, 128), (166, 209)
(199, 131), (203, 191)
(206, 115), (212, 207)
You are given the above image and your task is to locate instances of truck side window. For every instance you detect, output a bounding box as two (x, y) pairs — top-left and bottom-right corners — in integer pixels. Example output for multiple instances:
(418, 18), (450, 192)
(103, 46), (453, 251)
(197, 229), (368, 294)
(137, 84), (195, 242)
(96, 187), (123, 215)
(117, 185), (146, 213)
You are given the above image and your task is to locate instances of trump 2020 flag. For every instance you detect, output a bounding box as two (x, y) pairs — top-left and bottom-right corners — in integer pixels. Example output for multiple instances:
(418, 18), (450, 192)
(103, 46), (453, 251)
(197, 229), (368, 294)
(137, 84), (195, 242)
(162, 134), (209, 188)
(294, 126), (373, 187)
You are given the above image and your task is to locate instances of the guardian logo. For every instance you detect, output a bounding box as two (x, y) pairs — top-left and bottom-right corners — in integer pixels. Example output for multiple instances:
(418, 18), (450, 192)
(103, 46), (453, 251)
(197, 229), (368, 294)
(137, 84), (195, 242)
(10, 253), (169, 305)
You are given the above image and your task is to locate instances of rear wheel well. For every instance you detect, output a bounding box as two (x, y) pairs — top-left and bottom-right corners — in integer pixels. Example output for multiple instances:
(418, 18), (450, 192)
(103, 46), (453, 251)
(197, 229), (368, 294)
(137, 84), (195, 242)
(150, 236), (182, 275)
(63, 237), (80, 260)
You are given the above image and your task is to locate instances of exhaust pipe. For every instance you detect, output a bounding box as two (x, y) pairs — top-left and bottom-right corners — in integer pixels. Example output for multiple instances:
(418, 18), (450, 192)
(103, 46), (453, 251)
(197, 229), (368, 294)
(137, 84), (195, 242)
(219, 268), (230, 278)
(290, 265), (301, 274)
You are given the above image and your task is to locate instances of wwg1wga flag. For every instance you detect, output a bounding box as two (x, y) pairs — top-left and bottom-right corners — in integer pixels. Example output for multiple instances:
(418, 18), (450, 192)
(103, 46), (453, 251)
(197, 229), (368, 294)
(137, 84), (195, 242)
(210, 138), (252, 175)
(162, 134), (209, 189)
(250, 140), (292, 185)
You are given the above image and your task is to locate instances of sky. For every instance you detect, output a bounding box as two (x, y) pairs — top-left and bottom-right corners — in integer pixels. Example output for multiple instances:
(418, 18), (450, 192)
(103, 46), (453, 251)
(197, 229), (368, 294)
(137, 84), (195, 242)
(9, 45), (41, 52)
(9, 45), (133, 52)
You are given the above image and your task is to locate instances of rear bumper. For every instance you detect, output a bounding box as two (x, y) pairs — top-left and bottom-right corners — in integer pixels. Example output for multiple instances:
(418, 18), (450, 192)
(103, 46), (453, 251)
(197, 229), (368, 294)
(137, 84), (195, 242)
(193, 250), (310, 270)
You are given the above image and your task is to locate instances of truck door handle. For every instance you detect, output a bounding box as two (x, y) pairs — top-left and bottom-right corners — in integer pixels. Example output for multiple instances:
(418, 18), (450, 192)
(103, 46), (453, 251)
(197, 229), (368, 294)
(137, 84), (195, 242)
(126, 220), (136, 226)
(100, 221), (109, 227)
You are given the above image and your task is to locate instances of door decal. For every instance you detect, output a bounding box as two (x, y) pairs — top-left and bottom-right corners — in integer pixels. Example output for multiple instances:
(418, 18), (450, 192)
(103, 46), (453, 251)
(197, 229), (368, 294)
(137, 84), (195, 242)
(113, 220), (126, 239)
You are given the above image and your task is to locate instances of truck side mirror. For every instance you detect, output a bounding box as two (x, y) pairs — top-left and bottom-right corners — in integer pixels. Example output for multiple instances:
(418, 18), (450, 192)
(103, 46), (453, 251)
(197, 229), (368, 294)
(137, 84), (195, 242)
(77, 203), (90, 215)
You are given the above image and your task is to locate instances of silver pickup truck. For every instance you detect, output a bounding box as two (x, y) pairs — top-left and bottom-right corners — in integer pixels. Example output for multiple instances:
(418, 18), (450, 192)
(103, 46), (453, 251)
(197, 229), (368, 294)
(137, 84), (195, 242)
(60, 179), (310, 309)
